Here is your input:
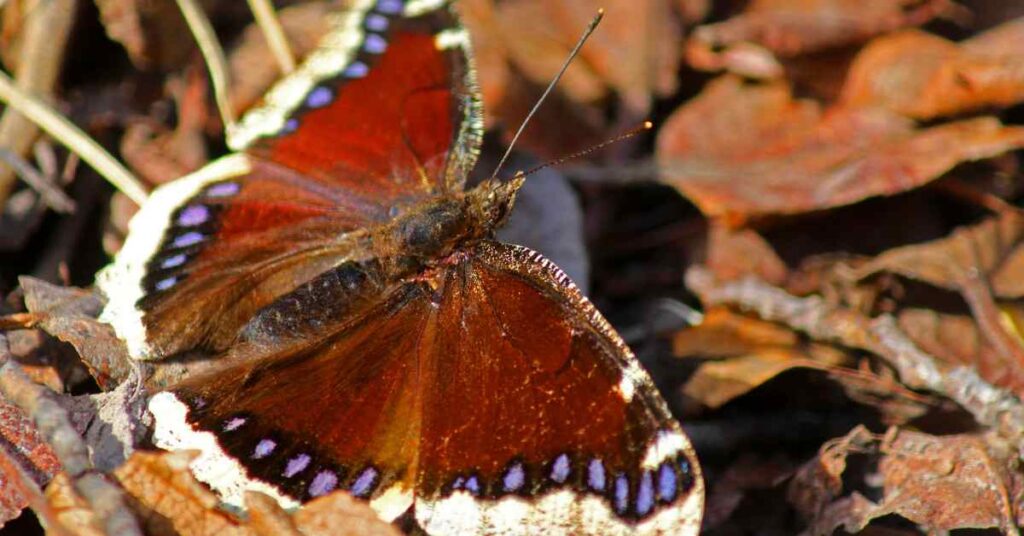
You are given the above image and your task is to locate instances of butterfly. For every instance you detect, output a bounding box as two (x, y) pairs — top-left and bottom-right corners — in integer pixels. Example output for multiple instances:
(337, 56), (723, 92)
(96, 0), (704, 533)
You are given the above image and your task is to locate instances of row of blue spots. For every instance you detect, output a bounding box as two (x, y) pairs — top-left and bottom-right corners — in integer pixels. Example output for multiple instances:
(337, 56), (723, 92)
(476, 452), (689, 518)
(218, 415), (380, 499)
(151, 181), (239, 293)
(300, 1), (397, 112)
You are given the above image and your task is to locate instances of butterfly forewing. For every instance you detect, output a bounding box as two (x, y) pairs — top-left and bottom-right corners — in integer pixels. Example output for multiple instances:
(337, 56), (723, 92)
(98, 0), (483, 360)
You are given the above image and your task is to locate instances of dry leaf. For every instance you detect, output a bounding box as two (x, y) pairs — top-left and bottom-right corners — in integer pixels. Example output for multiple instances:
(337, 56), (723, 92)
(21, 278), (133, 389)
(674, 308), (851, 407)
(789, 426), (1024, 533)
(45, 450), (402, 536)
(705, 223), (788, 285)
(854, 213), (1024, 299)
(686, 0), (956, 75)
(468, 0), (682, 117)
(656, 76), (1024, 223)
(842, 20), (1024, 119)
(897, 308), (1024, 396)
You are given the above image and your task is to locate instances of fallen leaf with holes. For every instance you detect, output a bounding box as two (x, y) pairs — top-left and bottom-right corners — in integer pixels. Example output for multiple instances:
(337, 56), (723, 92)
(842, 20), (1024, 119)
(0, 400), (61, 526)
(789, 426), (1024, 533)
(656, 76), (1024, 223)
(686, 0), (956, 76)
(45, 450), (401, 536)
(674, 307), (851, 408)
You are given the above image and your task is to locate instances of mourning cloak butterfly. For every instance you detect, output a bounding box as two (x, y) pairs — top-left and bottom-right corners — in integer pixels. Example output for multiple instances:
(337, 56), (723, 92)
(97, 0), (704, 533)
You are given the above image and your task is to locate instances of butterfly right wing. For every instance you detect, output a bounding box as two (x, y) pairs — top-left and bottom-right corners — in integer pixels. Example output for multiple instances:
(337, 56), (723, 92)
(149, 243), (704, 535)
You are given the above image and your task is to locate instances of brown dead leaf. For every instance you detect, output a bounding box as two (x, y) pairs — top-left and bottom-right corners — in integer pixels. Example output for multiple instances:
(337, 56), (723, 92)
(294, 492), (401, 536)
(466, 0), (682, 118)
(790, 426), (1023, 533)
(656, 76), (1024, 223)
(674, 308), (851, 407)
(114, 450), (251, 536)
(686, 0), (957, 76)
(854, 210), (1024, 300)
(897, 308), (1024, 397)
(20, 278), (133, 390)
(842, 20), (1024, 119)
(705, 223), (788, 284)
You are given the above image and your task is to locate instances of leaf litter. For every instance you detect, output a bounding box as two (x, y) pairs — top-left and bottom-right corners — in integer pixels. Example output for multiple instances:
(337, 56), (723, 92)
(2, 0), (1024, 534)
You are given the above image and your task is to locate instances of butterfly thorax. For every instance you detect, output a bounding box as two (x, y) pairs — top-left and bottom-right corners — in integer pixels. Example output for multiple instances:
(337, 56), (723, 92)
(374, 177), (524, 274)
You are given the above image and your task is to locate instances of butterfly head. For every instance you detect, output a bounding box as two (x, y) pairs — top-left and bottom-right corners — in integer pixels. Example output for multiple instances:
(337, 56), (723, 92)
(465, 174), (525, 236)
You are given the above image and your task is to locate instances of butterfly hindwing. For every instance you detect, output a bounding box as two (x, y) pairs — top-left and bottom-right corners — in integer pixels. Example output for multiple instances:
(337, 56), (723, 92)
(98, 0), (483, 360)
(149, 243), (703, 535)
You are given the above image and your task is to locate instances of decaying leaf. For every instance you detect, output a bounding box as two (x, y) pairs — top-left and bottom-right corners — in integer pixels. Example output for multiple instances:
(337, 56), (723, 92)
(842, 20), (1024, 119)
(686, 0), (957, 76)
(789, 426), (1024, 533)
(656, 76), (1024, 223)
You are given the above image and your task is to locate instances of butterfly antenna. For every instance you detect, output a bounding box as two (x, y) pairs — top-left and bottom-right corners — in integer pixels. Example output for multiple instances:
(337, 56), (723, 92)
(520, 121), (653, 178)
(489, 8), (605, 180)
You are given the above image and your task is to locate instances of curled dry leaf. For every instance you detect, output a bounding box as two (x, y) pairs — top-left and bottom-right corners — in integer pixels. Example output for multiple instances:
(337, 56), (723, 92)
(686, 0), (957, 76)
(674, 307), (852, 408)
(854, 211), (1024, 300)
(842, 20), (1024, 119)
(789, 426), (1024, 533)
(20, 278), (133, 389)
(656, 76), (1024, 223)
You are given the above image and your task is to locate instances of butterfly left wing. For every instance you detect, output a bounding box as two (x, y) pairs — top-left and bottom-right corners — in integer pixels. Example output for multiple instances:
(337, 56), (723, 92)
(149, 242), (703, 535)
(98, 0), (483, 360)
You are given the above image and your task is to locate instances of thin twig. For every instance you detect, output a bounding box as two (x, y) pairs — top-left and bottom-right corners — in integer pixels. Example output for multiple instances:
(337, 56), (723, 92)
(0, 148), (74, 213)
(0, 335), (143, 536)
(175, 0), (237, 132)
(246, 0), (295, 74)
(0, 71), (148, 205)
(0, 0), (77, 209)
(687, 267), (1024, 442)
